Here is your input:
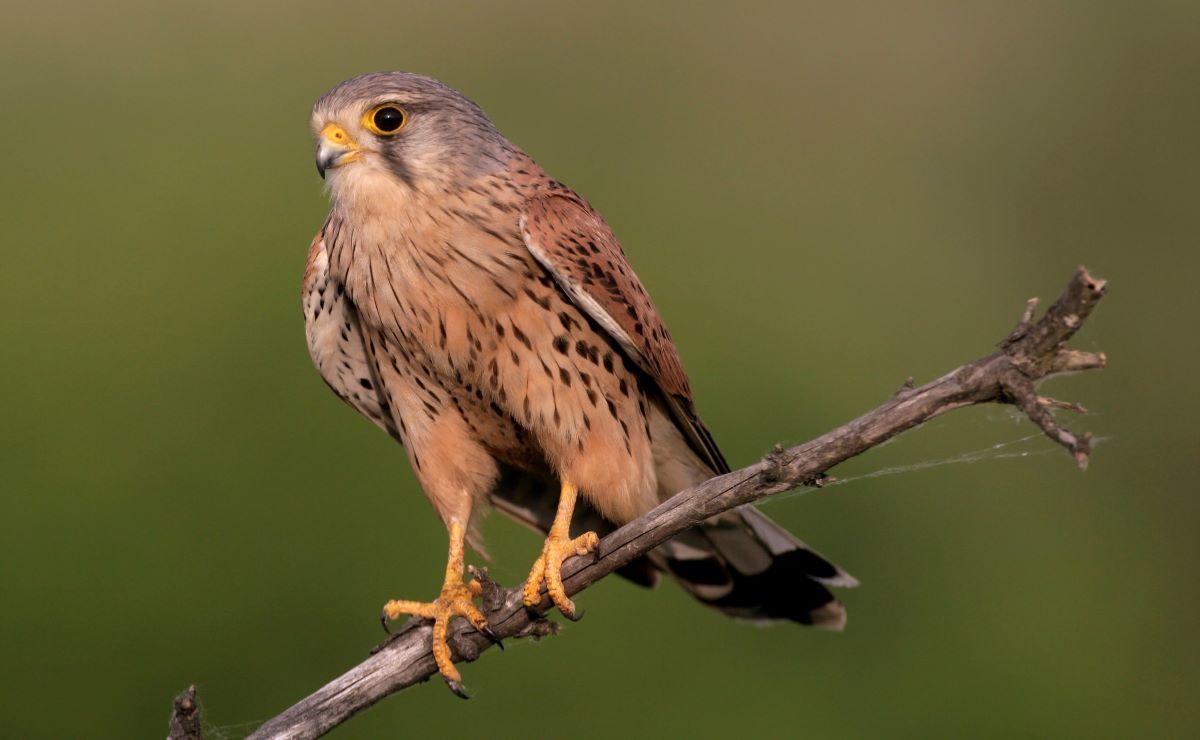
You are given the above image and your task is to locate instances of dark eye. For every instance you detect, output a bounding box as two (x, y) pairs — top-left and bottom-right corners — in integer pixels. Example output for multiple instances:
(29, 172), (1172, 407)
(365, 105), (407, 135)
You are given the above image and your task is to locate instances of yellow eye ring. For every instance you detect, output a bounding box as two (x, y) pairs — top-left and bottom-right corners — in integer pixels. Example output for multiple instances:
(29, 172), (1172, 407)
(362, 104), (408, 136)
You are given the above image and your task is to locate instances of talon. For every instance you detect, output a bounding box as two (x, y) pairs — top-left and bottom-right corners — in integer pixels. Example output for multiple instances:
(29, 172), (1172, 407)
(564, 608), (585, 622)
(480, 626), (504, 650)
(381, 610), (391, 635)
(444, 677), (471, 700)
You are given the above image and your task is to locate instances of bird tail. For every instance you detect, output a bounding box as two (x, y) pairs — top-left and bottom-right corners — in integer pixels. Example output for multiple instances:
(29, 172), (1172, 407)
(651, 506), (858, 628)
(488, 465), (857, 626)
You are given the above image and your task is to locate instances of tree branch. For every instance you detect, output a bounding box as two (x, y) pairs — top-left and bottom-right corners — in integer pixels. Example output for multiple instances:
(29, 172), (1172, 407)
(167, 685), (203, 740)
(245, 267), (1108, 740)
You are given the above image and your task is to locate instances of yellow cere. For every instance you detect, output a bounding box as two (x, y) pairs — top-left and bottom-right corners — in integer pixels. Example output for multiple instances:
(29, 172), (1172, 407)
(320, 123), (358, 149)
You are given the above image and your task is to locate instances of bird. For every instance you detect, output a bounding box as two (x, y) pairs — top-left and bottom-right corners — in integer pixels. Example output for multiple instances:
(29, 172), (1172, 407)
(303, 72), (857, 696)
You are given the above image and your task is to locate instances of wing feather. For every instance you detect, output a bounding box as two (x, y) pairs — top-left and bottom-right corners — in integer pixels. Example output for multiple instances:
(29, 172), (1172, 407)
(520, 192), (730, 474)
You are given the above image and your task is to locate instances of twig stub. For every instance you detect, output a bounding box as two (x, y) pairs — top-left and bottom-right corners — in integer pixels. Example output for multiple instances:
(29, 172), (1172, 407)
(167, 685), (202, 740)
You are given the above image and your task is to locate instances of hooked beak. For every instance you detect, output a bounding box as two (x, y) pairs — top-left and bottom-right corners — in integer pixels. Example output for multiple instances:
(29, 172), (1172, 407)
(315, 123), (363, 179)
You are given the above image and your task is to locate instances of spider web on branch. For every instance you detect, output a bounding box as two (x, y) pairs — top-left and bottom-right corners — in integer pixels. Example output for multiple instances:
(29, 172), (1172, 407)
(762, 414), (1110, 507)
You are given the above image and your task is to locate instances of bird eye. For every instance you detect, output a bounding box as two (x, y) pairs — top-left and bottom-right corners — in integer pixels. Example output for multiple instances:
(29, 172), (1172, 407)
(363, 105), (407, 136)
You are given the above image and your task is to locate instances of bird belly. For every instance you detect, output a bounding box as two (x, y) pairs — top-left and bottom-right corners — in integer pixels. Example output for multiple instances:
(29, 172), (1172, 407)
(328, 214), (660, 524)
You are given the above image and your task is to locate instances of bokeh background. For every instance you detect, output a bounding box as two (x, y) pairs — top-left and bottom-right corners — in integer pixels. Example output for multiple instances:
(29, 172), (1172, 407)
(2, 1), (1197, 737)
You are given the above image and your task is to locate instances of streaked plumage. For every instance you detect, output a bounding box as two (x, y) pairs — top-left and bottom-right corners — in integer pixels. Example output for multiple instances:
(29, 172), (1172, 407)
(303, 72), (855, 690)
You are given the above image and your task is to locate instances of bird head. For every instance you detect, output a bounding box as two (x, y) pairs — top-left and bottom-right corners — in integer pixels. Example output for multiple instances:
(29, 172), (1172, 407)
(311, 72), (512, 198)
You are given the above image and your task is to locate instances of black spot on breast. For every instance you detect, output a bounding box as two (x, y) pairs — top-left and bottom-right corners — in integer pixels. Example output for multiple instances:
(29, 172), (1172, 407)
(512, 325), (533, 350)
(359, 378), (373, 390)
(524, 288), (551, 310)
(553, 335), (570, 354)
(559, 368), (571, 386)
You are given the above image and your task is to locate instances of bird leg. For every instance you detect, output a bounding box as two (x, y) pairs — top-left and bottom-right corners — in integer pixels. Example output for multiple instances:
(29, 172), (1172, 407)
(381, 520), (500, 698)
(522, 480), (599, 620)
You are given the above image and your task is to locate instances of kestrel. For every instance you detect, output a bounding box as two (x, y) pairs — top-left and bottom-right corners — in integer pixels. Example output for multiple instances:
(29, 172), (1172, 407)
(303, 72), (856, 695)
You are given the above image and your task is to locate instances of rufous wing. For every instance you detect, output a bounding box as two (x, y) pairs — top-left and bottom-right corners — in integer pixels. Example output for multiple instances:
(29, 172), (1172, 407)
(519, 192), (730, 474)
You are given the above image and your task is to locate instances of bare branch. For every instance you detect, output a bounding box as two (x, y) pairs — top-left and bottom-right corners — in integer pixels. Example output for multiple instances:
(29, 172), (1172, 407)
(167, 685), (202, 740)
(242, 267), (1108, 740)
(1000, 296), (1040, 347)
(1051, 348), (1108, 373)
(1037, 396), (1088, 414)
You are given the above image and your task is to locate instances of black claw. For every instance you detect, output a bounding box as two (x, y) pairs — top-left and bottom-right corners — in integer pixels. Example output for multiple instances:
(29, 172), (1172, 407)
(444, 677), (471, 700)
(480, 625), (504, 650)
(381, 610), (391, 635)
(564, 608), (585, 622)
(523, 600), (544, 618)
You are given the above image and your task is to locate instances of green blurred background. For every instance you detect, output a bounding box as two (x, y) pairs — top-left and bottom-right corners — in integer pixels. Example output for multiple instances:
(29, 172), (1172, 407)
(2, 1), (1197, 737)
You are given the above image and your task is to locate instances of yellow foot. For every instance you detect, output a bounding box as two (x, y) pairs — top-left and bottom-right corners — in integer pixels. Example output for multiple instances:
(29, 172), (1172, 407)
(522, 528), (599, 620)
(382, 578), (500, 698)
(381, 522), (500, 699)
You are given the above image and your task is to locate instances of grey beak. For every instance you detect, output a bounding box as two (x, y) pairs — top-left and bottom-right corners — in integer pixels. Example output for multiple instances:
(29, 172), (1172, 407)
(316, 147), (337, 179)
